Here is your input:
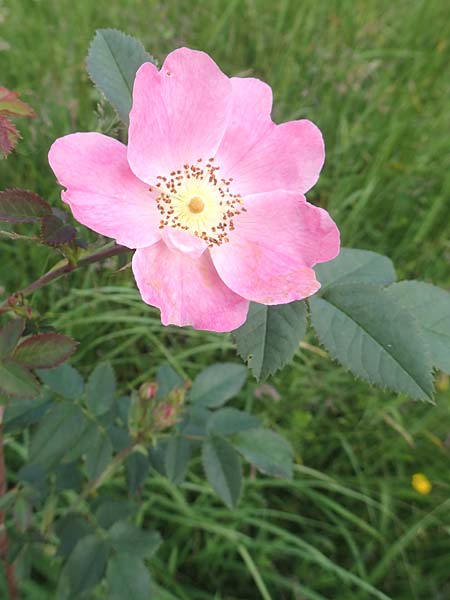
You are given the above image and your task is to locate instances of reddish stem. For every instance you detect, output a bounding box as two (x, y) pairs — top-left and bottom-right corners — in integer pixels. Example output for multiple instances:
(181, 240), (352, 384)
(0, 243), (129, 315)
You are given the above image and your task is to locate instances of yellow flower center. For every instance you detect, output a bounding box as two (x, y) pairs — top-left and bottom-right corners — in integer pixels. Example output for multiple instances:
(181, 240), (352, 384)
(151, 158), (245, 247)
(188, 196), (205, 214)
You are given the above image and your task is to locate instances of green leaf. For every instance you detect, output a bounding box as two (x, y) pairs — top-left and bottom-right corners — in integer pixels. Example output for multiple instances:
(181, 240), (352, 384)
(125, 450), (149, 495)
(55, 462), (83, 492)
(108, 521), (162, 559)
(107, 554), (152, 600)
(315, 247), (396, 291)
(63, 421), (102, 462)
(4, 397), (50, 432)
(115, 395), (131, 424)
(86, 362), (116, 415)
(98, 404), (118, 427)
(146, 583), (176, 600)
(17, 463), (46, 488)
(37, 363), (84, 399)
(179, 405), (209, 437)
(147, 441), (166, 476)
(107, 425), (131, 452)
(202, 436), (242, 508)
(55, 514), (94, 558)
(233, 428), (294, 479)
(0, 319), (24, 358)
(41, 214), (76, 246)
(164, 435), (191, 485)
(85, 429), (113, 480)
(309, 284), (434, 401)
(13, 333), (77, 369)
(0, 189), (51, 223)
(65, 534), (109, 596)
(95, 500), (136, 530)
(189, 363), (247, 407)
(234, 301), (308, 380)
(388, 281), (450, 373)
(30, 402), (86, 467)
(13, 496), (32, 533)
(156, 364), (184, 399)
(0, 359), (40, 399)
(87, 29), (155, 125)
(207, 408), (260, 436)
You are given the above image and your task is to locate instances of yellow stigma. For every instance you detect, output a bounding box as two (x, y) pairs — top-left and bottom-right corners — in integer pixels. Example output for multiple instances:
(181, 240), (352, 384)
(151, 157), (246, 247)
(188, 196), (205, 214)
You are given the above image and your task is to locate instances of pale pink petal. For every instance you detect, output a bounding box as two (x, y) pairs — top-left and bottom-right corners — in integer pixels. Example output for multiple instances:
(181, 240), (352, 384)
(161, 227), (207, 258)
(211, 191), (340, 305)
(222, 119), (325, 197)
(48, 133), (160, 248)
(132, 242), (249, 331)
(128, 48), (232, 184)
(215, 77), (273, 171)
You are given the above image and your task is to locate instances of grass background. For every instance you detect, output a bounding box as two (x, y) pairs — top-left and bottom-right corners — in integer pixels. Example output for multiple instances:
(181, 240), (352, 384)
(1, 0), (450, 598)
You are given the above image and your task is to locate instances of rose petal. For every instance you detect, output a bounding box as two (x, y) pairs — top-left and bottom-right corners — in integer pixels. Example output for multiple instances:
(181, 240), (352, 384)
(132, 241), (249, 331)
(128, 48), (232, 184)
(211, 191), (340, 304)
(161, 227), (207, 258)
(222, 119), (325, 197)
(215, 76), (273, 172)
(48, 133), (160, 248)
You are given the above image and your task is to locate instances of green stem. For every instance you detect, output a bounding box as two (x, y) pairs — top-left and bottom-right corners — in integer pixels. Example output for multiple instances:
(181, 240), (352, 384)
(70, 442), (139, 515)
(82, 444), (135, 498)
(0, 243), (129, 315)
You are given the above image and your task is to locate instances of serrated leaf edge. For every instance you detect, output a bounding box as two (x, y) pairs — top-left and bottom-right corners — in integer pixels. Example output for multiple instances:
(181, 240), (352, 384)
(86, 28), (156, 124)
(308, 284), (435, 402)
(0, 188), (52, 222)
(0, 359), (40, 399)
(317, 248), (397, 292)
(13, 333), (78, 369)
(234, 301), (308, 381)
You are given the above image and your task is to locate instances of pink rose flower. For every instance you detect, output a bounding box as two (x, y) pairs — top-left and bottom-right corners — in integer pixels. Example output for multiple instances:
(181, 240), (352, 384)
(49, 48), (339, 332)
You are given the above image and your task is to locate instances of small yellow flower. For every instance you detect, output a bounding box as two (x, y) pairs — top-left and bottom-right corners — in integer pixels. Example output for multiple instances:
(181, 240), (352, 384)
(411, 473), (432, 495)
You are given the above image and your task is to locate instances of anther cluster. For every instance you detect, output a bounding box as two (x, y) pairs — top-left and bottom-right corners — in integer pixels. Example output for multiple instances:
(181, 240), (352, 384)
(151, 157), (246, 247)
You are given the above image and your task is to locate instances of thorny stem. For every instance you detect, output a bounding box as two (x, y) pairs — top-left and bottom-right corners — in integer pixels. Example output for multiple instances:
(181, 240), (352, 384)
(0, 230), (39, 242)
(0, 407), (19, 600)
(0, 242), (129, 315)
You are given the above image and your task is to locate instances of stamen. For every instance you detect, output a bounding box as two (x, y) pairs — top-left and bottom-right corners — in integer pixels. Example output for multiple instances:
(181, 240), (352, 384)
(152, 158), (243, 247)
